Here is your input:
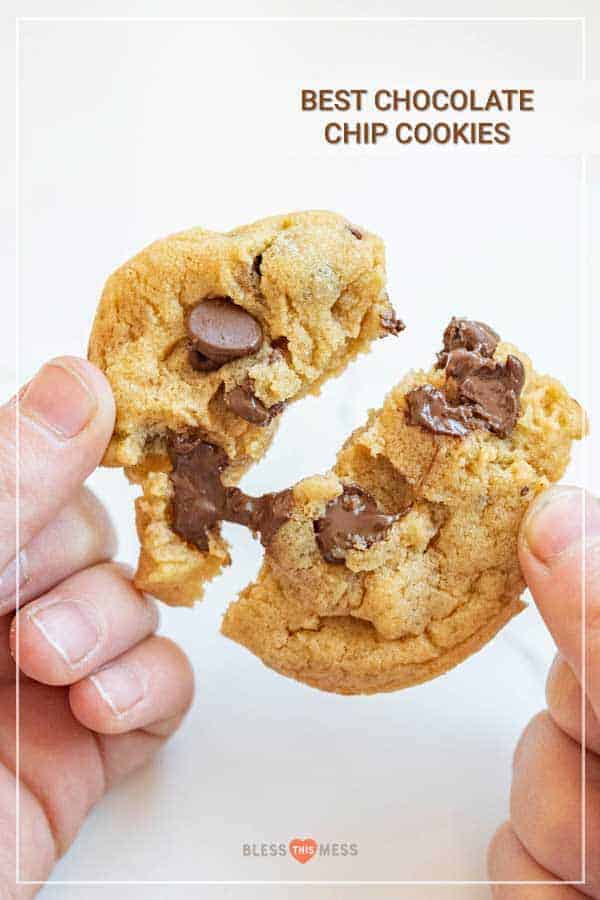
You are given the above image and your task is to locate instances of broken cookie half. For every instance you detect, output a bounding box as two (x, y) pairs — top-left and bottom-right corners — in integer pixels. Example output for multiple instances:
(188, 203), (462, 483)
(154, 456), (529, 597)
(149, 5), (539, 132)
(222, 319), (586, 694)
(88, 211), (401, 605)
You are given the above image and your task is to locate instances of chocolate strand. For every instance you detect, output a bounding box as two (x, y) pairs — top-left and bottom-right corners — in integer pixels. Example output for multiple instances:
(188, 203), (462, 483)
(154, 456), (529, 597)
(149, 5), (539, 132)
(167, 432), (292, 550)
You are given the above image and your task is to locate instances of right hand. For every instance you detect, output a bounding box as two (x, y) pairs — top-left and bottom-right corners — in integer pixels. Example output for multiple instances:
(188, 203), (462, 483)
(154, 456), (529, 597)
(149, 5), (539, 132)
(488, 485), (600, 897)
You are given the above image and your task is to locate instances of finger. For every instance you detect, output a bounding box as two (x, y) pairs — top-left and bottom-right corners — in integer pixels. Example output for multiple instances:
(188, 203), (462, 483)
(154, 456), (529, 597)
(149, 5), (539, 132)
(510, 711), (600, 894)
(0, 615), (15, 680)
(0, 486), (117, 617)
(547, 654), (600, 755)
(488, 822), (583, 898)
(69, 635), (194, 735)
(0, 357), (115, 573)
(519, 486), (600, 715)
(0, 680), (106, 859)
(0, 678), (187, 882)
(93, 716), (187, 789)
(11, 562), (158, 686)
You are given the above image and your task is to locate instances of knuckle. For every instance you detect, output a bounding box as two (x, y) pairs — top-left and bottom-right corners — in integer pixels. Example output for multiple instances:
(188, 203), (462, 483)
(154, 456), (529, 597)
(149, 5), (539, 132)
(83, 559), (133, 585)
(546, 657), (579, 723)
(512, 710), (549, 772)
(0, 428), (17, 509)
(486, 821), (514, 879)
(152, 636), (195, 697)
(585, 540), (600, 630)
(74, 486), (118, 559)
(510, 716), (582, 880)
(143, 594), (160, 632)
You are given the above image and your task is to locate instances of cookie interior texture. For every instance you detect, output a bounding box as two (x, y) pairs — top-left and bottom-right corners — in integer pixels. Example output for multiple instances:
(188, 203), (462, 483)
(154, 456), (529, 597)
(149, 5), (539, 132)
(88, 211), (398, 605)
(222, 339), (586, 694)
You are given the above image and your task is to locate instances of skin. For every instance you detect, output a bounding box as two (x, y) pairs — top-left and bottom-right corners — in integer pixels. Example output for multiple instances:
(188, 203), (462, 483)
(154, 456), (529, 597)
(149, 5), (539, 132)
(0, 356), (595, 896)
(0, 358), (194, 896)
(488, 485), (600, 897)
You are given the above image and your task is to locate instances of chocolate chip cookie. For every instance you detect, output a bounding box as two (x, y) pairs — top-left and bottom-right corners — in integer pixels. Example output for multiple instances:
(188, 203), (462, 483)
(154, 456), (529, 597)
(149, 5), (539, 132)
(222, 320), (586, 694)
(88, 211), (401, 605)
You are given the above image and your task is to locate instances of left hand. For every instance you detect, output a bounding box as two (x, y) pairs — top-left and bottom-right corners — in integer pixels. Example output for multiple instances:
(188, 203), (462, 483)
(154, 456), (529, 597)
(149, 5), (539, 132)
(0, 357), (194, 897)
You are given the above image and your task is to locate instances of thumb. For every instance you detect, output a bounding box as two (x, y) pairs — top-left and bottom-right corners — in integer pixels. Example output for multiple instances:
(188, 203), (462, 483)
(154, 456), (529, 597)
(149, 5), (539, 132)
(519, 485), (600, 716)
(0, 358), (115, 576)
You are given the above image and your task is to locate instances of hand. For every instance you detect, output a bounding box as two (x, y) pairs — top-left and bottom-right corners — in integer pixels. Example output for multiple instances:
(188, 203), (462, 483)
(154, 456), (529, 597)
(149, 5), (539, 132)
(0, 358), (194, 896)
(488, 485), (600, 896)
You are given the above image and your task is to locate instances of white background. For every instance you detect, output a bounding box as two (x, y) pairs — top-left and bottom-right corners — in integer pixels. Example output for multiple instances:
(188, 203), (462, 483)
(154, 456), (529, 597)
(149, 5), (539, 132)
(3, 2), (600, 898)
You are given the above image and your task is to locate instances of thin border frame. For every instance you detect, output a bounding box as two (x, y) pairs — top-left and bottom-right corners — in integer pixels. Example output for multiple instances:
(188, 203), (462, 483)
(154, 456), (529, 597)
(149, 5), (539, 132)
(13, 13), (590, 888)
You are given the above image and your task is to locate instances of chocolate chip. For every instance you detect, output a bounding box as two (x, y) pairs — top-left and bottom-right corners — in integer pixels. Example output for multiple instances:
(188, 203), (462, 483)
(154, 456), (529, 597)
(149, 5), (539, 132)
(380, 308), (405, 336)
(252, 254), (263, 277)
(188, 348), (221, 372)
(348, 225), (363, 240)
(225, 380), (284, 426)
(520, 486), (530, 496)
(187, 298), (263, 366)
(226, 383), (269, 425)
(314, 486), (397, 563)
(272, 336), (289, 353)
(168, 431), (292, 550)
(407, 319), (525, 439)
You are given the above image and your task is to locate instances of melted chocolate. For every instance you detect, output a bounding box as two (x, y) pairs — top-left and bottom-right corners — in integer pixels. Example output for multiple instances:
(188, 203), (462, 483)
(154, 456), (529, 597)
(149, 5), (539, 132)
(168, 432), (292, 550)
(407, 318), (524, 439)
(314, 486), (397, 563)
(456, 352), (525, 436)
(225, 380), (284, 426)
(436, 317), (499, 368)
(406, 385), (472, 437)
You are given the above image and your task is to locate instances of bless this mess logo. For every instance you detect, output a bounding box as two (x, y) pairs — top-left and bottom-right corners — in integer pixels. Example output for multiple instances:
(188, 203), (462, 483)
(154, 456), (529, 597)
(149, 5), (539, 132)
(243, 838), (359, 864)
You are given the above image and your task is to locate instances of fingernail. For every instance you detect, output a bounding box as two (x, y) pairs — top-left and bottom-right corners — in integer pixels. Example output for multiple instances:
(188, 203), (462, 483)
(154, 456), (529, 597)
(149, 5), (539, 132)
(0, 551), (28, 606)
(91, 663), (145, 715)
(20, 362), (97, 439)
(522, 487), (600, 564)
(29, 600), (101, 666)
